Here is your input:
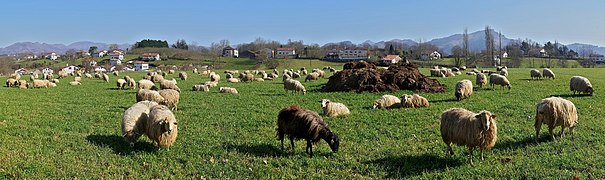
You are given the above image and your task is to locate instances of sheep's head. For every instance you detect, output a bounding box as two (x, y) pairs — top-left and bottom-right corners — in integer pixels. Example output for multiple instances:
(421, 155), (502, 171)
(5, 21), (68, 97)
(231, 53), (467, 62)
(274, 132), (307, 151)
(122, 131), (140, 147)
(325, 132), (340, 153)
(476, 111), (496, 131)
(320, 99), (330, 108)
(587, 87), (594, 95)
(400, 95), (411, 103)
(372, 101), (379, 109)
(160, 118), (178, 134)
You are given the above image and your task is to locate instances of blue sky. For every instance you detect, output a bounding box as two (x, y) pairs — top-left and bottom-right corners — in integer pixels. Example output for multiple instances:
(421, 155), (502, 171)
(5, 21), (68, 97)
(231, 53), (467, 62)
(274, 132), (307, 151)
(0, 0), (603, 47)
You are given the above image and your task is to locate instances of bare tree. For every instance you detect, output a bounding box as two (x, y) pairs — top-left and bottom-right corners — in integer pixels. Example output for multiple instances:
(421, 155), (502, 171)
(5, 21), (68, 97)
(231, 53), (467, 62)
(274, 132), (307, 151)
(451, 45), (464, 67)
(463, 28), (470, 65)
(484, 26), (495, 66)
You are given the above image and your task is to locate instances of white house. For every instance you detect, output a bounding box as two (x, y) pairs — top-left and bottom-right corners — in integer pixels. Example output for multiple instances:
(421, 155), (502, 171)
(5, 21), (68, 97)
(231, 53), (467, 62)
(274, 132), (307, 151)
(275, 48), (296, 59)
(109, 52), (124, 61)
(590, 54), (604, 61)
(380, 55), (402, 64)
(133, 61), (149, 71)
(338, 48), (369, 61)
(222, 46), (239, 57)
(502, 52), (508, 58)
(46, 52), (59, 60)
(42, 68), (54, 75)
(142, 53), (161, 61)
(109, 59), (122, 66)
(429, 51), (441, 60)
(62, 65), (79, 74)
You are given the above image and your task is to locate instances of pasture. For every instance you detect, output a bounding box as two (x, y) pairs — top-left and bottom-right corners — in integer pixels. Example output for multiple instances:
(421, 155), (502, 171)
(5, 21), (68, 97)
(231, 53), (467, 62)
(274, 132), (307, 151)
(0, 67), (604, 179)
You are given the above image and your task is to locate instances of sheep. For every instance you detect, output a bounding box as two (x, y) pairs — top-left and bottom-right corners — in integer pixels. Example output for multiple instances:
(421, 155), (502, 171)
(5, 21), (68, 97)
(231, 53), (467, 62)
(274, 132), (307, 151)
(136, 89), (165, 103)
(73, 76), (81, 82)
(225, 73), (234, 79)
(472, 69), (480, 73)
(489, 74), (511, 90)
(161, 71), (167, 77)
(192, 84), (210, 92)
(94, 73), (101, 79)
(430, 69), (445, 77)
(305, 72), (319, 82)
(273, 69), (279, 75)
(210, 73), (221, 82)
(282, 73), (291, 82)
(127, 77), (137, 89)
(302, 69), (308, 75)
(152, 74), (164, 83)
(179, 72), (187, 81)
(29, 75), (35, 82)
(138, 79), (157, 90)
(276, 105), (340, 157)
(32, 79), (48, 88)
(160, 79), (181, 92)
(51, 79), (60, 84)
(543, 68), (555, 79)
(112, 71), (119, 76)
(254, 78), (265, 82)
(219, 87), (238, 94)
(474, 73), (487, 89)
(47, 82), (57, 88)
(292, 72), (301, 79)
(530, 69), (542, 80)
(313, 69), (325, 78)
(401, 94), (429, 108)
(69, 81), (81, 86)
(168, 70), (175, 74)
(373, 95), (401, 109)
(203, 81), (218, 88)
(240, 73), (254, 82)
(460, 66), (467, 70)
(570, 76), (593, 96)
(440, 108), (497, 164)
(158, 89), (180, 111)
(116, 79), (127, 89)
(102, 74), (109, 82)
(320, 99), (351, 117)
(268, 73), (279, 79)
(193, 68), (198, 74)
(455, 80), (473, 101)
(283, 79), (306, 95)
(6, 78), (18, 87)
(227, 78), (240, 83)
(18, 80), (28, 89)
(85, 73), (93, 79)
(145, 104), (178, 149)
(534, 97), (578, 143)
(499, 69), (508, 77)
(466, 72), (477, 76)
(122, 100), (159, 147)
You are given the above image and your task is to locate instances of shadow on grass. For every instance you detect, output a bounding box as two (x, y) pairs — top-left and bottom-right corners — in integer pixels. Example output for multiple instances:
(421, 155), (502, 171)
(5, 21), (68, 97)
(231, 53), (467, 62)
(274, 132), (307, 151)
(86, 134), (156, 155)
(259, 93), (286, 97)
(366, 153), (463, 178)
(224, 143), (291, 157)
(495, 134), (552, 150)
(549, 94), (592, 98)
(429, 99), (458, 103)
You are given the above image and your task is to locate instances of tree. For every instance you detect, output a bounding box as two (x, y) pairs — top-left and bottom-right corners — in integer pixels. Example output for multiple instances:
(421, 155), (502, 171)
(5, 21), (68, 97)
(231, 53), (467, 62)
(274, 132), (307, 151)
(463, 28), (470, 65)
(172, 39), (189, 50)
(254, 49), (279, 69)
(505, 43), (522, 68)
(133, 39), (169, 49)
(88, 46), (98, 55)
(451, 45), (464, 67)
(388, 44), (395, 54)
(484, 26), (495, 66)
(109, 44), (120, 51)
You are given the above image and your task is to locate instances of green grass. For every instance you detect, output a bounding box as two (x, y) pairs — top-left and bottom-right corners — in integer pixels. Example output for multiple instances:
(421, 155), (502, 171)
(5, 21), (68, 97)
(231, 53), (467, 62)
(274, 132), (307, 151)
(1, 67), (604, 179)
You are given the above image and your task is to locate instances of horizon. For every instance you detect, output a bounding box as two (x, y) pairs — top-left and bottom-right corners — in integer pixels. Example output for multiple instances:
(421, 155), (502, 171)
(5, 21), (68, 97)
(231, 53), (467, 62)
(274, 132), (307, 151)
(0, 0), (604, 47)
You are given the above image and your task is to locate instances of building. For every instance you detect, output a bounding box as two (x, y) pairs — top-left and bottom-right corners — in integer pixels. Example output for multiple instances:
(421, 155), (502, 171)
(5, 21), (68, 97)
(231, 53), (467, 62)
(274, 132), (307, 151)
(109, 59), (122, 66)
(93, 50), (108, 57)
(109, 52), (124, 61)
(239, 50), (258, 59)
(222, 46), (239, 57)
(590, 54), (605, 64)
(46, 52), (59, 60)
(133, 61), (149, 71)
(42, 68), (53, 75)
(324, 48), (369, 61)
(429, 51), (441, 60)
(275, 48), (296, 59)
(142, 53), (161, 61)
(62, 65), (79, 75)
(502, 52), (508, 58)
(380, 55), (402, 64)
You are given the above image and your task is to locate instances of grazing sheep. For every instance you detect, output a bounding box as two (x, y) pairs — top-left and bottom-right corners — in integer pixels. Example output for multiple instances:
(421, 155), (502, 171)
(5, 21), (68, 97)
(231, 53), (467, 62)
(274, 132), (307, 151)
(276, 105), (340, 157)
(168, 70), (175, 74)
(460, 66), (467, 70)
(320, 99), (351, 117)
(302, 69), (308, 75)
(152, 74), (164, 83)
(18, 80), (28, 89)
(401, 94), (429, 108)
(138, 79), (157, 90)
(6, 78), (18, 87)
(122, 101), (159, 147)
(569, 76), (593, 96)
(312, 69), (325, 78)
(160, 79), (181, 92)
(466, 72), (477, 75)
(543, 68), (555, 79)
(227, 78), (240, 83)
(136, 89), (165, 103)
(193, 68), (198, 74)
(116, 79), (127, 89)
(203, 81), (218, 88)
(455, 80), (473, 101)
(440, 108), (497, 164)
(292, 72), (301, 79)
(94, 73), (101, 79)
(29, 75), (35, 82)
(475, 73), (487, 88)
(178, 72), (187, 81)
(282, 73), (291, 82)
(102, 74), (109, 82)
(283, 79), (306, 95)
(496, 66), (507, 71)
(305, 72), (320, 82)
(161, 72), (167, 77)
(47, 82), (57, 87)
(145, 105), (178, 149)
(472, 69), (480, 73)
(74, 76), (81, 82)
(32, 79), (48, 88)
(489, 74), (511, 90)
(69, 81), (81, 86)
(127, 77), (137, 89)
(535, 97), (578, 142)
(85, 73), (93, 79)
(499, 69), (508, 77)
(273, 69), (279, 75)
(158, 89), (180, 111)
(268, 73), (279, 79)
(530, 69), (542, 80)
(373, 95), (401, 109)
(219, 87), (238, 94)
(430, 69), (445, 77)
(192, 84), (210, 92)
(113, 71), (119, 76)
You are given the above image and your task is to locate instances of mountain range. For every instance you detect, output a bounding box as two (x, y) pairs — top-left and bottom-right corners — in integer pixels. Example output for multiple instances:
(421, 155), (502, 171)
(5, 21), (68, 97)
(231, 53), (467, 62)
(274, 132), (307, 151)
(1, 30), (604, 56)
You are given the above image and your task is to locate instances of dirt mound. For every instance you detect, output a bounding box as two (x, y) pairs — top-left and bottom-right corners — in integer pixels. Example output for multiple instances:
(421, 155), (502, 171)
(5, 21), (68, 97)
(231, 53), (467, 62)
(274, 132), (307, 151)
(322, 61), (446, 93)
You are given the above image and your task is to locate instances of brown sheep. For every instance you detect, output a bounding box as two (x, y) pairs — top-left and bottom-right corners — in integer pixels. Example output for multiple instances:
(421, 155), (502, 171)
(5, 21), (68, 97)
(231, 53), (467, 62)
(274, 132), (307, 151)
(401, 94), (429, 108)
(277, 105), (340, 157)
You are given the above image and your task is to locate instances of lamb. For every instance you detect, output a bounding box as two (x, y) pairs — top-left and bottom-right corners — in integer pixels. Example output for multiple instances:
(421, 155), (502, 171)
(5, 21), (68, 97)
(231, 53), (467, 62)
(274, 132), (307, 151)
(292, 72), (301, 79)
(18, 80), (28, 89)
(138, 79), (157, 90)
(179, 72), (187, 81)
(69, 81), (81, 86)
(32, 79), (48, 88)
(158, 89), (180, 111)
(455, 80), (473, 101)
(145, 105), (178, 149)
(74, 76), (81, 82)
(569, 76), (593, 96)
(226, 73), (233, 79)
(219, 87), (238, 94)
(282, 73), (291, 82)
(227, 78), (240, 83)
(305, 72), (319, 82)
(192, 84), (210, 92)
(373, 95), (401, 109)
(29, 75), (35, 82)
(489, 74), (511, 90)
(283, 78), (306, 95)
(116, 79), (127, 89)
(401, 94), (429, 108)
(499, 69), (508, 77)
(543, 68), (555, 79)
(102, 74), (109, 82)
(136, 89), (165, 103)
(320, 99), (351, 117)
(160, 79), (181, 92)
(193, 68), (198, 74)
(122, 100), (159, 147)
(535, 97), (578, 142)
(530, 69), (542, 80)
(6, 78), (18, 87)
(313, 69), (325, 78)
(113, 71), (119, 76)
(276, 105), (340, 157)
(440, 108), (497, 164)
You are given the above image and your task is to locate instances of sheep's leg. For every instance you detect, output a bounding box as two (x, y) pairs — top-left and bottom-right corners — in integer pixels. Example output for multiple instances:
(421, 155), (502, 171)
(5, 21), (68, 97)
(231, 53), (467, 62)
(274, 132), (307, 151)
(559, 127), (565, 139)
(570, 126), (575, 140)
(534, 120), (542, 143)
(480, 149), (485, 161)
(446, 143), (454, 156)
(289, 136), (295, 151)
(307, 140), (313, 157)
(548, 127), (556, 141)
(468, 147), (474, 165)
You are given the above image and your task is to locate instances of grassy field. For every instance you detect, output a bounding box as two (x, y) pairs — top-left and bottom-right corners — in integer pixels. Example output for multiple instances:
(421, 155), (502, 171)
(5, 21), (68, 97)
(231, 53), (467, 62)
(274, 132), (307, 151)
(1, 66), (604, 179)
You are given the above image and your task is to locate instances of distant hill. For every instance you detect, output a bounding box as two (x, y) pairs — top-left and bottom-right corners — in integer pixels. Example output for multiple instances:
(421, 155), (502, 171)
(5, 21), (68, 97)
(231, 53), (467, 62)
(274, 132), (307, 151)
(427, 29), (516, 54)
(566, 43), (605, 56)
(0, 41), (131, 55)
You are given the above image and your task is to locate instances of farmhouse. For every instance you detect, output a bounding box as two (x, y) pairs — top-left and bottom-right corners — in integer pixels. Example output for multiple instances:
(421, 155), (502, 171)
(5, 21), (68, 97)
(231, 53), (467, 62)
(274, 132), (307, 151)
(380, 55), (402, 64)
(46, 52), (59, 60)
(223, 46), (239, 57)
(239, 50), (258, 59)
(109, 52), (124, 61)
(324, 48), (369, 61)
(430, 51), (441, 60)
(42, 68), (53, 74)
(142, 53), (161, 61)
(133, 61), (149, 71)
(61, 65), (79, 74)
(93, 50), (107, 57)
(275, 47), (296, 59)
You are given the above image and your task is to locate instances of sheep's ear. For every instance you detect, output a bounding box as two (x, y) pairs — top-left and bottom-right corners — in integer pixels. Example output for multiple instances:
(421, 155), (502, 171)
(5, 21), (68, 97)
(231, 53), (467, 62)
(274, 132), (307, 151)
(491, 114), (497, 119)
(173, 122), (178, 125)
(475, 114), (483, 119)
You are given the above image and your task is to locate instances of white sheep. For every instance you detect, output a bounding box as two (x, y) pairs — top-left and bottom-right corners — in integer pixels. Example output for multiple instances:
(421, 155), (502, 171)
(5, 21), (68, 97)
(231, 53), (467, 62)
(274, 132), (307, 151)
(203, 81), (218, 88)
(440, 108), (497, 164)
(530, 69), (542, 80)
(116, 79), (127, 90)
(138, 79), (157, 90)
(305, 72), (319, 82)
(570, 76), (593, 95)
(543, 68), (555, 79)
(192, 84), (210, 92)
(145, 104), (178, 149)
(283, 78), (306, 94)
(160, 79), (181, 92)
(219, 87), (238, 94)
(228, 78), (240, 83)
(373, 95), (401, 109)
(158, 89), (180, 111)
(455, 80), (473, 101)
(401, 94), (429, 108)
(102, 74), (109, 82)
(320, 99), (351, 117)
(489, 74), (511, 90)
(122, 100), (159, 147)
(136, 89), (165, 103)
(535, 97), (578, 142)
(32, 79), (48, 88)
(69, 81), (81, 86)
(179, 72), (187, 81)
(499, 69), (508, 77)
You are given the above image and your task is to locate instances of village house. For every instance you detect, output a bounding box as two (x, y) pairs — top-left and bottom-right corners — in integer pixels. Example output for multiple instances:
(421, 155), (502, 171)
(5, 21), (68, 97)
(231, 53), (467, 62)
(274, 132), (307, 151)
(380, 55), (402, 64)
(429, 51), (441, 60)
(93, 50), (108, 57)
(238, 50), (258, 59)
(61, 65), (79, 75)
(222, 46), (239, 57)
(42, 68), (53, 75)
(133, 61), (149, 71)
(142, 53), (161, 61)
(46, 52), (59, 60)
(275, 47), (296, 59)
(324, 48), (369, 61)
